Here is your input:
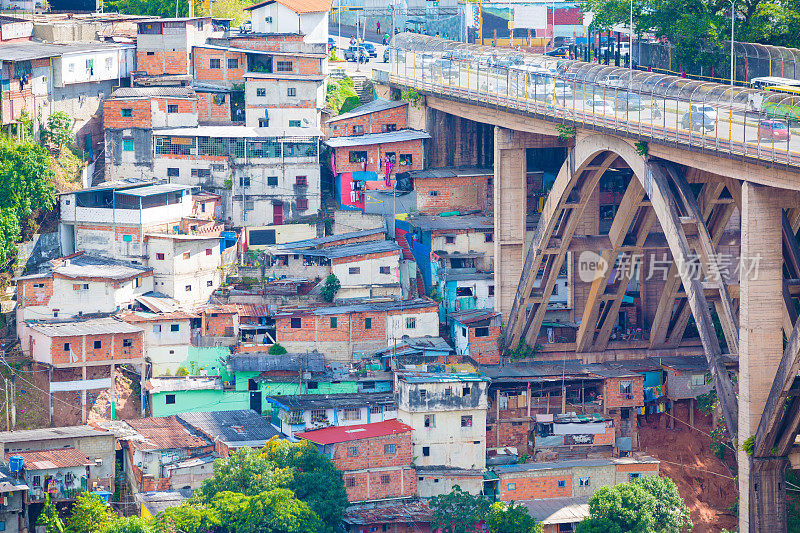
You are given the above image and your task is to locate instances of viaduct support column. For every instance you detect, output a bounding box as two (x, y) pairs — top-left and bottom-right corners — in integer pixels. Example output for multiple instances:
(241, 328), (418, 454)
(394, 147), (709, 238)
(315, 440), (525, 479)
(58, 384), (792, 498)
(494, 127), (527, 323)
(739, 182), (786, 533)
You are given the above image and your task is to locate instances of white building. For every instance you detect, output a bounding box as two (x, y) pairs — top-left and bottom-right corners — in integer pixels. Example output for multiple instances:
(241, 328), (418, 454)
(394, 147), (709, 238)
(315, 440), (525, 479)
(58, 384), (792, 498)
(244, 73), (325, 130)
(120, 311), (196, 376)
(395, 373), (489, 471)
(145, 233), (222, 307)
(244, 0), (330, 43)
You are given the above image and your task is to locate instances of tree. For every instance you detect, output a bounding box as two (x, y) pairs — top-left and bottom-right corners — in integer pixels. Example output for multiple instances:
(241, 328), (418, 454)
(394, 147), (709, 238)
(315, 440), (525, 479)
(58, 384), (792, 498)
(152, 504), (220, 533)
(38, 495), (66, 533)
(634, 476), (692, 533)
(40, 111), (73, 149)
(107, 0), (198, 19)
(261, 438), (348, 533)
(268, 343), (287, 355)
(485, 501), (542, 533)
(192, 448), (279, 502)
(67, 493), (116, 533)
(212, 489), (321, 533)
(320, 274), (340, 302)
(429, 486), (490, 533)
(101, 518), (154, 533)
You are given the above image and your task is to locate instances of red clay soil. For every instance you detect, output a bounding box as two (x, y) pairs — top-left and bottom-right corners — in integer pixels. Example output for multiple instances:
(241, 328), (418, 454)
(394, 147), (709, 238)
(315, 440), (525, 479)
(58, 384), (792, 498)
(638, 402), (737, 533)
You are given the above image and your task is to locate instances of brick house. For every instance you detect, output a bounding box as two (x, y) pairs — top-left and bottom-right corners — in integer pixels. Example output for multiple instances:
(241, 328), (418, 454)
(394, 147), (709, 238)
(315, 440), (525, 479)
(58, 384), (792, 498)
(274, 298), (440, 361)
(590, 365), (645, 447)
(296, 419), (416, 502)
(342, 500), (432, 533)
(659, 355), (713, 429)
(325, 98), (408, 138)
(22, 318), (145, 425)
(448, 309), (501, 365)
(406, 167), (494, 215)
(135, 18), (221, 77)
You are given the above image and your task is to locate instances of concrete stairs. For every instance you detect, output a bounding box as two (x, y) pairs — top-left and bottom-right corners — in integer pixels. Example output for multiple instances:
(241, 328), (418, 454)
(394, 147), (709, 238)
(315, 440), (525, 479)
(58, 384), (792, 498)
(351, 75), (375, 104)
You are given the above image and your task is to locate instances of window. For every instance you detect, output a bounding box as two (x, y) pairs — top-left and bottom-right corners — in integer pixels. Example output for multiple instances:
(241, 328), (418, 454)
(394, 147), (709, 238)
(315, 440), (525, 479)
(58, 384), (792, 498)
(311, 409), (325, 420)
(264, 16), (272, 23)
(349, 267), (360, 275)
(343, 408), (360, 421)
(628, 473), (641, 481)
(619, 381), (632, 394)
(121, 108), (133, 117)
(167, 104), (178, 113)
(196, 20), (204, 29)
(380, 474), (390, 484)
(422, 446), (430, 457)
(429, 190), (439, 197)
(345, 477), (355, 488)
(146, 51), (155, 56)
(153, 325), (162, 333)
(291, 317), (302, 328)
(406, 317), (416, 329)
(170, 324), (180, 332)
(461, 328), (467, 338)
(485, 232), (493, 242)
(365, 318), (372, 329)
(461, 415), (473, 427)
(258, 118), (269, 127)
(445, 387), (452, 397)
(210, 58), (221, 69)
(206, 280), (214, 288)
(579, 477), (591, 487)
(206, 248), (213, 256)
(424, 414), (434, 427)
(330, 317), (338, 329)
(307, 381), (318, 389)
(73, 283), (89, 291)
(183, 251), (190, 259)
(267, 176), (278, 186)
(295, 175), (307, 186)
(475, 327), (489, 337)
(93, 340), (102, 349)
(462, 386), (471, 396)
(32, 283), (44, 288)
(167, 167), (179, 177)
(63, 343), (71, 351)
(349, 150), (367, 163)
(381, 123), (397, 133)
(156, 253), (165, 260)
(347, 446), (359, 457)
(553, 284), (559, 296)
(256, 88), (266, 97)
(245, 200), (255, 212)
(488, 285), (495, 296)
(123, 139), (134, 151)
(288, 120), (301, 128)
(420, 389), (427, 400)
(287, 87), (296, 97)
(67, 62), (74, 72)
(276, 61), (292, 72)
(123, 338), (133, 347)
(399, 154), (413, 166)
(445, 236), (455, 244)
(376, 266), (391, 276)
(32, 476), (41, 488)
(185, 285), (192, 292)
(456, 287), (473, 297)
(690, 374), (707, 387)
(352, 125), (364, 135)
(227, 58), (239, 69)
(105, 57), (113, 70)
(557, 479), (566, 488)
(296, 198), (308, 210)
(239, 176), (250, 187)
(507, 483), (517, 491)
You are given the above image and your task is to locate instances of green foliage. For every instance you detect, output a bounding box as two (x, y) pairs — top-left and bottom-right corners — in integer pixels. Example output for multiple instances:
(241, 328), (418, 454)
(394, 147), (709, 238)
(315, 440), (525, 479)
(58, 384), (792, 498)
(107, 0), (199, 19)
(0, 137), (57, 268)
(325, 77), (358, 115)
(223, 179), (232, 190)
(634, 141), (649, 157)
(485, 501), (542, 533)
(193, 448), (279, 502)
(67, 493), (115, 533)
(175, 366), (189, 377)
(742, 435), (755, 456)
(268, 343), (287, 355)
(209, 490), (321, 533)
(101, 517), (154, 533)
(40, 112), (74, 149)
(576, 476), (692, 533)
(38, 495), (65, 533)
(556, 124), (577, 141)
(696, 385), (718, 416)
(401, 89), (422, 108)
(320, 274), (341, 302)
(429, 486), (491, 533)
(506, 341), (542, 361)
(261, 438), (348, 533)
(152, 503), (220, 533)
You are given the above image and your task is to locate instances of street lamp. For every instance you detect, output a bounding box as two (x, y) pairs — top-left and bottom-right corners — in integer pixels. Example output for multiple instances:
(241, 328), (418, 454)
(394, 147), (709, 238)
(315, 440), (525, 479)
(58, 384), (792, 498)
(729, 0), (735, 87)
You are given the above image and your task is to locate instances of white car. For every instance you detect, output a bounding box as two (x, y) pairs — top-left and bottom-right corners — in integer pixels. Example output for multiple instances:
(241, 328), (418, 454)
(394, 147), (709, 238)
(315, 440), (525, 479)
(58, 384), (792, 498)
(586, 98), (615, 114)
(689, 104), (717, 122)
(554, 80), (573, 99)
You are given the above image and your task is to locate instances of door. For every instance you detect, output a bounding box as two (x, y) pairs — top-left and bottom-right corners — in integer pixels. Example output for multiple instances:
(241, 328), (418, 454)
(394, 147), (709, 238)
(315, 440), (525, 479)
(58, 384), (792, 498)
(273, 202), (283, 225)
(250, 391), (262, 413)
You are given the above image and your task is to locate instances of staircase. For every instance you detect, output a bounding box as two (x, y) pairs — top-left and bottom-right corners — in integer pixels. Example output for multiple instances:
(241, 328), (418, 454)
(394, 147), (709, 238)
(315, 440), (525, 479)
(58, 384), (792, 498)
(351, 75), (375, 104)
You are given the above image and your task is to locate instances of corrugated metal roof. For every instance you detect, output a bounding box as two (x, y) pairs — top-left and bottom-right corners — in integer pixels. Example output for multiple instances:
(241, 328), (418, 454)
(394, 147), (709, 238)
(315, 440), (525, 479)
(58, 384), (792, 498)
(209, 304), (269, 317)
(521, 497), (590, 525)
(28, 318), (144, 338)
(227, 351), (325, 373)
(397, 372), (489, 383)
(124, 417), (210, 451)
(138, 490), (188, 516)
(342, 500), (431, 525)
(243, 72), (325, 81)
(266, 392), (395, 411)
(403, 166), (493, 180)
(121, 311), (197, 323)
(326, 98), (407, 123)
(0, 41), (128, 62)
(244, 0), (332, 13)
(448, 309), (500, 326)
(147, 377), (220, 393)
(109, 86), (196, 99)
(653, 355), (710, 372)
(275, 297), (438, 317)
(276, 239), (400, 259)
(116, 183), (191, 197)
(177, 410), (280, 444)
(134, 293), (181, 314)
(374, 336), (453, 356)
(325, 129), (431, 148)
(406, 214), (494, 231)
(7, 448), (92, 470)
(296, 419), (412, 445)
(0, 425), (111, 443)
(154, 125), (322, 138)
(275, 228), (385, 249)
(50, 254), (153, 281)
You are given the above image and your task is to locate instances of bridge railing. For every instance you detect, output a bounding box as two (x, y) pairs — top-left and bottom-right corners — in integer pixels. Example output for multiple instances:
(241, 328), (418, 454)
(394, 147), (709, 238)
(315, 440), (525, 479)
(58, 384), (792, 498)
(388, 33), (800, 169)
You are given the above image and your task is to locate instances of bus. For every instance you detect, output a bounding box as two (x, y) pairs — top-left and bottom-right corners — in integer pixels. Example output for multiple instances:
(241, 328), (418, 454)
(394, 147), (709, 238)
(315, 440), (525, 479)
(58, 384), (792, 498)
(750, 76), (800, 90)
(759, 86), (800, 123)
(508, 64), (556, 101)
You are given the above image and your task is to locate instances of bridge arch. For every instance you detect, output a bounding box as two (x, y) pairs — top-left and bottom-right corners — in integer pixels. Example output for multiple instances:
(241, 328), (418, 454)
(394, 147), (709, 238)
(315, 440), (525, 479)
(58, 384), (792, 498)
(504, 132), (739, 435)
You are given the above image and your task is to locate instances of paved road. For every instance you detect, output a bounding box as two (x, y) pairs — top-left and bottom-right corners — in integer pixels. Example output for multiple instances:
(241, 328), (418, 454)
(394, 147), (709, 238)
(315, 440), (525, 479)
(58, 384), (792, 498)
(330, 35), (390, 77)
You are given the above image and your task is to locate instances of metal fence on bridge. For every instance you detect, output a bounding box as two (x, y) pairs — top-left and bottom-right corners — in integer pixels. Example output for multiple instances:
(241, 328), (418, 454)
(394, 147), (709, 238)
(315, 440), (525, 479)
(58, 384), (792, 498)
(389, 33), (800, 169)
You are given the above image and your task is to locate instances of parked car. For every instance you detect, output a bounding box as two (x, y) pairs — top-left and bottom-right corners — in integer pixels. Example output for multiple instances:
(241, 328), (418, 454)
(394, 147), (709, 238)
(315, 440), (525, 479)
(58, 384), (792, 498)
(362, 42), (378, 58)
(688, 104), (717, 122)
(681, 109), (715, 132)
(585, 98), (615, 114)
(546, 46), (570, 58)
(553, 80), (573, 100)
(758, 119), (791, 141)
(383, 48), (390, 62)
(344, 45), (370, 62)
(614, 92), (645, 111)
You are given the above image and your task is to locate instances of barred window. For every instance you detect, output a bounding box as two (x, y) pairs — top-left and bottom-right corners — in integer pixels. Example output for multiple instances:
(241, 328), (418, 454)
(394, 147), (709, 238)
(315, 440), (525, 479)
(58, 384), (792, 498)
(276, 61), (292, 72)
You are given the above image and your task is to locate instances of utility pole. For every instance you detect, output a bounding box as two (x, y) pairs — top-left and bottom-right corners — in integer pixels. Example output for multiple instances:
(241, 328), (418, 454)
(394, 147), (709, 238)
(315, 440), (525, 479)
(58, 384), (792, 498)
(4, 379), (8, 431)
(10, 376), (15, 430)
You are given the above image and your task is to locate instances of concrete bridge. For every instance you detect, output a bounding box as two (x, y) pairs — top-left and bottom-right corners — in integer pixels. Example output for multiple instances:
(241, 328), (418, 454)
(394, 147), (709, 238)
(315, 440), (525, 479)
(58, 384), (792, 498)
(386, 33), (800, 532)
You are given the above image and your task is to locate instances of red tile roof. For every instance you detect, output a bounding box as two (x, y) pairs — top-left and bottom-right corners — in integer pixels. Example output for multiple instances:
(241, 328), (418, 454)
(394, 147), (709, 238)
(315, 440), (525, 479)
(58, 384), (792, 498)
(125, 416), (211, 451)
(7, 448), (92, 470)
(296, 420), (413, 445)
(244, 0), (332, 13)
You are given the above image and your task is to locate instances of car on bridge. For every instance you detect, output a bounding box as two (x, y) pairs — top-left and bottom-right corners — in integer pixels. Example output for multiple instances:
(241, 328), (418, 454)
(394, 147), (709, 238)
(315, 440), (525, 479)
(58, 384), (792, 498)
(614, 92), (645, 112)
(585, 98), (615, 114)
(758, 119), (791, 142)
(681, 108), (716, 132)
(344, 45), (370, 62)
(553, 80), (573, 100)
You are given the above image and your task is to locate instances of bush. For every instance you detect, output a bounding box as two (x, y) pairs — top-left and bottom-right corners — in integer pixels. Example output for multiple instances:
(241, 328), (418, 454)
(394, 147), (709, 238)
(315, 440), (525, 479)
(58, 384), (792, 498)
(320, 274), (340, 302)
(40, 111), (73, 149)
(268, 343), (287, 355)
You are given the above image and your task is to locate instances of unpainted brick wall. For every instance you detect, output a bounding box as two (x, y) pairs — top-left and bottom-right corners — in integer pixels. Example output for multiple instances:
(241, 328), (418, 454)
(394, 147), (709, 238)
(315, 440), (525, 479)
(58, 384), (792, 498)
(416, 175), (492, 215)
(328, 105), (408, 138)
(334, 139), (424, 178)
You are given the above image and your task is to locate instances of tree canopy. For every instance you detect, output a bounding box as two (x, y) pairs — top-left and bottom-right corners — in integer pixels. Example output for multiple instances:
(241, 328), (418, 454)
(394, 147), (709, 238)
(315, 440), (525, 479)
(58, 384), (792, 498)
(67, 493), (117, 533)
(485, 501), (543, 533)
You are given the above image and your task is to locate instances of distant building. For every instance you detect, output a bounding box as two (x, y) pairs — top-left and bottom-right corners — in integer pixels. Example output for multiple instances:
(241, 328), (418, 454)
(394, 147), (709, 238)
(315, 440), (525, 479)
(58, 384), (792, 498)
(297, 419), (416, 502)
(244, 0), (331, 42)
(408, 167), (494, 215)
(176, 410), (281, 456)
(341, 500), (432, 533)
(448, 309), (501, 364)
